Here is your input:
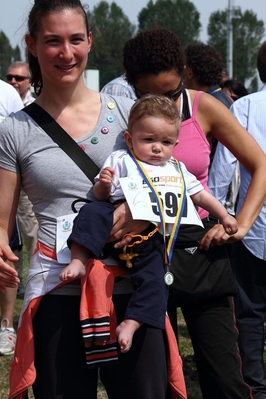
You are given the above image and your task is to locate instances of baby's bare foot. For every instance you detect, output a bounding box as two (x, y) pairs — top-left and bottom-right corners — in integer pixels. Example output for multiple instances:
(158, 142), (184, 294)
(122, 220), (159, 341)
(116, 319), (142, 353)
(59, 261), (86, 281)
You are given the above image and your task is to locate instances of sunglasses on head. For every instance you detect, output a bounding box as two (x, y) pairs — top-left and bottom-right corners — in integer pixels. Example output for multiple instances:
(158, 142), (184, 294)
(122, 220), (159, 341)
(6, 74), (29, 82)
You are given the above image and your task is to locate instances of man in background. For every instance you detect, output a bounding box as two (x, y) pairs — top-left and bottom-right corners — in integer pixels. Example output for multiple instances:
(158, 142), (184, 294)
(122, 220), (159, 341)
(7, 61), (35, 106)
(209, 41), (266, 399)
(101, 73), (137, 100)
(6, 62), (38, 300)
(0, 79), (23, 355)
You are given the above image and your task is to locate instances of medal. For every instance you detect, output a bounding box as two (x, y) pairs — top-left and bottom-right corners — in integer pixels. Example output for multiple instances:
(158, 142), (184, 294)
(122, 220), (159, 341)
(164, 265), (174, 285)
(127, 149), (186, 288)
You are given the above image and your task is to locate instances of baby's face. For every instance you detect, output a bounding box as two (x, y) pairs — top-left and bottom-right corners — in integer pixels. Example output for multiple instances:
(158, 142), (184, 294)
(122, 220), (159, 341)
(124, 115), (179, 166)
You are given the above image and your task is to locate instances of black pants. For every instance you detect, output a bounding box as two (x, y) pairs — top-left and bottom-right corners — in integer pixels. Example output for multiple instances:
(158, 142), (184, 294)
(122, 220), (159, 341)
(167, 222), (252, 399)
(171, 297), (252, 399)
(231, 240), (266, 399)
(100, 294), (171, 399)
(32, 294), (170, 399)
(32, 295), (98, 399)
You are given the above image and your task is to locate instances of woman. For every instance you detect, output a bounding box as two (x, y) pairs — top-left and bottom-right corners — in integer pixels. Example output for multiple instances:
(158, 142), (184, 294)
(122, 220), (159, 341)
(122, 27), (266, 399)
(0, 4), (185, 399)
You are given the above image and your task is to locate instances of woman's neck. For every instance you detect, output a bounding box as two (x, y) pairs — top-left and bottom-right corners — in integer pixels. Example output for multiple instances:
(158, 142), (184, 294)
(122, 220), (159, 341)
(34, 81), (101, 139)
(35, 79), (91, 115)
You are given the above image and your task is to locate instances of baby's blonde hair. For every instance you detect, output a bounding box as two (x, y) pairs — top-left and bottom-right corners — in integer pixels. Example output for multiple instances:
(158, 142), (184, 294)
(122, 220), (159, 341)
(128, 94), (181, 135)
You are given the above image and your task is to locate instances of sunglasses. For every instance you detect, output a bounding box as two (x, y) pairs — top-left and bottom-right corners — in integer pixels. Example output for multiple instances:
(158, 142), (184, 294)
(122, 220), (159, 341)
(134, 78), (184, 102)
(164, 78), (184, 102)
(6, 74), (29, 82)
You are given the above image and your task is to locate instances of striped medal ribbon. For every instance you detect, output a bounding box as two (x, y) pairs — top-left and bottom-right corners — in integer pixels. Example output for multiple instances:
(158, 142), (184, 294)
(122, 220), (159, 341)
(127, 149), (186, 285)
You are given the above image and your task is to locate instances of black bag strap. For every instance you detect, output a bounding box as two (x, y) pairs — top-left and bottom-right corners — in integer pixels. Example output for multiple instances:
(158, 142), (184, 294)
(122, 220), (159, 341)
(23, 102), (100, 182)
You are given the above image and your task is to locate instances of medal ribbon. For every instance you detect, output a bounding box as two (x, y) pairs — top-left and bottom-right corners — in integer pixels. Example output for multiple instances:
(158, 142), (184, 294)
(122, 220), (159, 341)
(127, 149), (186, 265)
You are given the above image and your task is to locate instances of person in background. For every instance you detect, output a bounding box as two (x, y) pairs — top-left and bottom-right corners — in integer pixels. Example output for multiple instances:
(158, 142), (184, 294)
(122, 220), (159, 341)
(183, 42), (243, 216)
(183, 42), (232, 167)
(184, 43), (232, 107)
(101, 73), (137, 100)
(122, 26), (266, 399)
(220, 78), (248, 102)
(0, 3), (185, 399)
(209, 40), (266, 399)
(7, 61), (35, 106)
(0, 80), (23, 122)
(219, 79), (248, 215)
(0, 79), (23, 355)
(6, 61), (38, 300)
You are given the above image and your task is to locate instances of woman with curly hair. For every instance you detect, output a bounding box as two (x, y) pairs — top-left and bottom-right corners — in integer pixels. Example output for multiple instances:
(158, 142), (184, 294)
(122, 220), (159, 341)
(122, 26), (266, 399)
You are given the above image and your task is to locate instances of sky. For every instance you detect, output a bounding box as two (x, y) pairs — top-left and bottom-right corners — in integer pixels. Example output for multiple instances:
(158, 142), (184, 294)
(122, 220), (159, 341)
(1, 0), (265, 55)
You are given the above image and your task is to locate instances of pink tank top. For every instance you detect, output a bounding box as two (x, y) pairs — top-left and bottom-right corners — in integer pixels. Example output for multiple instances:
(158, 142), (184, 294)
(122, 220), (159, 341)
(172, 91), (210, 219)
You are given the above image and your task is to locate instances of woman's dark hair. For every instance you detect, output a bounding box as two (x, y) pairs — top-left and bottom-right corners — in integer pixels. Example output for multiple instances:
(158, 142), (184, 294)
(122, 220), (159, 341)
(185, 43), (224, 86)
(257, 41), (266, 83)
(123, 27), (185, 86)
(220, 79), (248, 101)
(26, 0), (90, 95)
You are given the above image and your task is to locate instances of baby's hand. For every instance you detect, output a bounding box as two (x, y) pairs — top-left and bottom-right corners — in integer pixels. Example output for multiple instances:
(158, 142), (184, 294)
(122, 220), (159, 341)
(99, 167), (115, 187)
(220, 214), (238, 235)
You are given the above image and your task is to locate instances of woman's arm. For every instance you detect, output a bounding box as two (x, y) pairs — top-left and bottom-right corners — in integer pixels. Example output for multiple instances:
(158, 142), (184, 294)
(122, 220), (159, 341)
(191, 190), (238, 235)
(196, 93), (266, 248)
(0, 167), (21, 290)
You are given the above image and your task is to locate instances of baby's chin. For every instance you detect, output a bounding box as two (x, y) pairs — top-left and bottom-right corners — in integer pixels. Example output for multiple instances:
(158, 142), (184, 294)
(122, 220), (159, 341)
(138, 156), (164, 165)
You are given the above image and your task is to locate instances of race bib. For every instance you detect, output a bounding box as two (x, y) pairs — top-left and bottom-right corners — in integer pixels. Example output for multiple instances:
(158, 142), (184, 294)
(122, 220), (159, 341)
(119, 175), (203, 227)
(56, 213), (77, 264)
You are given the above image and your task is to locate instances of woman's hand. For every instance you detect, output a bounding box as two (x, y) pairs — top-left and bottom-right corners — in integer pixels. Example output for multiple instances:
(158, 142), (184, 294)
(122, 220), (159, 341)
(0, 243), (19, 292)
(199, 223), (248, 250)
(108, 202), (149, 248)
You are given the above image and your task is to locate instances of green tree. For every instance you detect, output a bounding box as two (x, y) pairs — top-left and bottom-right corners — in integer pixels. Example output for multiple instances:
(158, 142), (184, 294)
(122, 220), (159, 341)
(207, 8), (264, 88)
(0, 32), (22, 80)
(12, 45), (22, 62)
(88, 1), (136, 88)
(138, 0), (201, 47)
(0, 31), (13, 79)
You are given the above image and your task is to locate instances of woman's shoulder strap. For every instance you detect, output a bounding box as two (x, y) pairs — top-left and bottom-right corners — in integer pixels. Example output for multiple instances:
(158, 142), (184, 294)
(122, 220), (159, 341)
(191, 90), (203, 117)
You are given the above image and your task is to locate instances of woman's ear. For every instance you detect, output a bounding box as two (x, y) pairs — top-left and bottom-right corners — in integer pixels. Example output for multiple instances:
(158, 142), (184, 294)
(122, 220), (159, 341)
(124, 130), (133, 147)
(25, 34), (37, 57)
(87, 31), (92, 53)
